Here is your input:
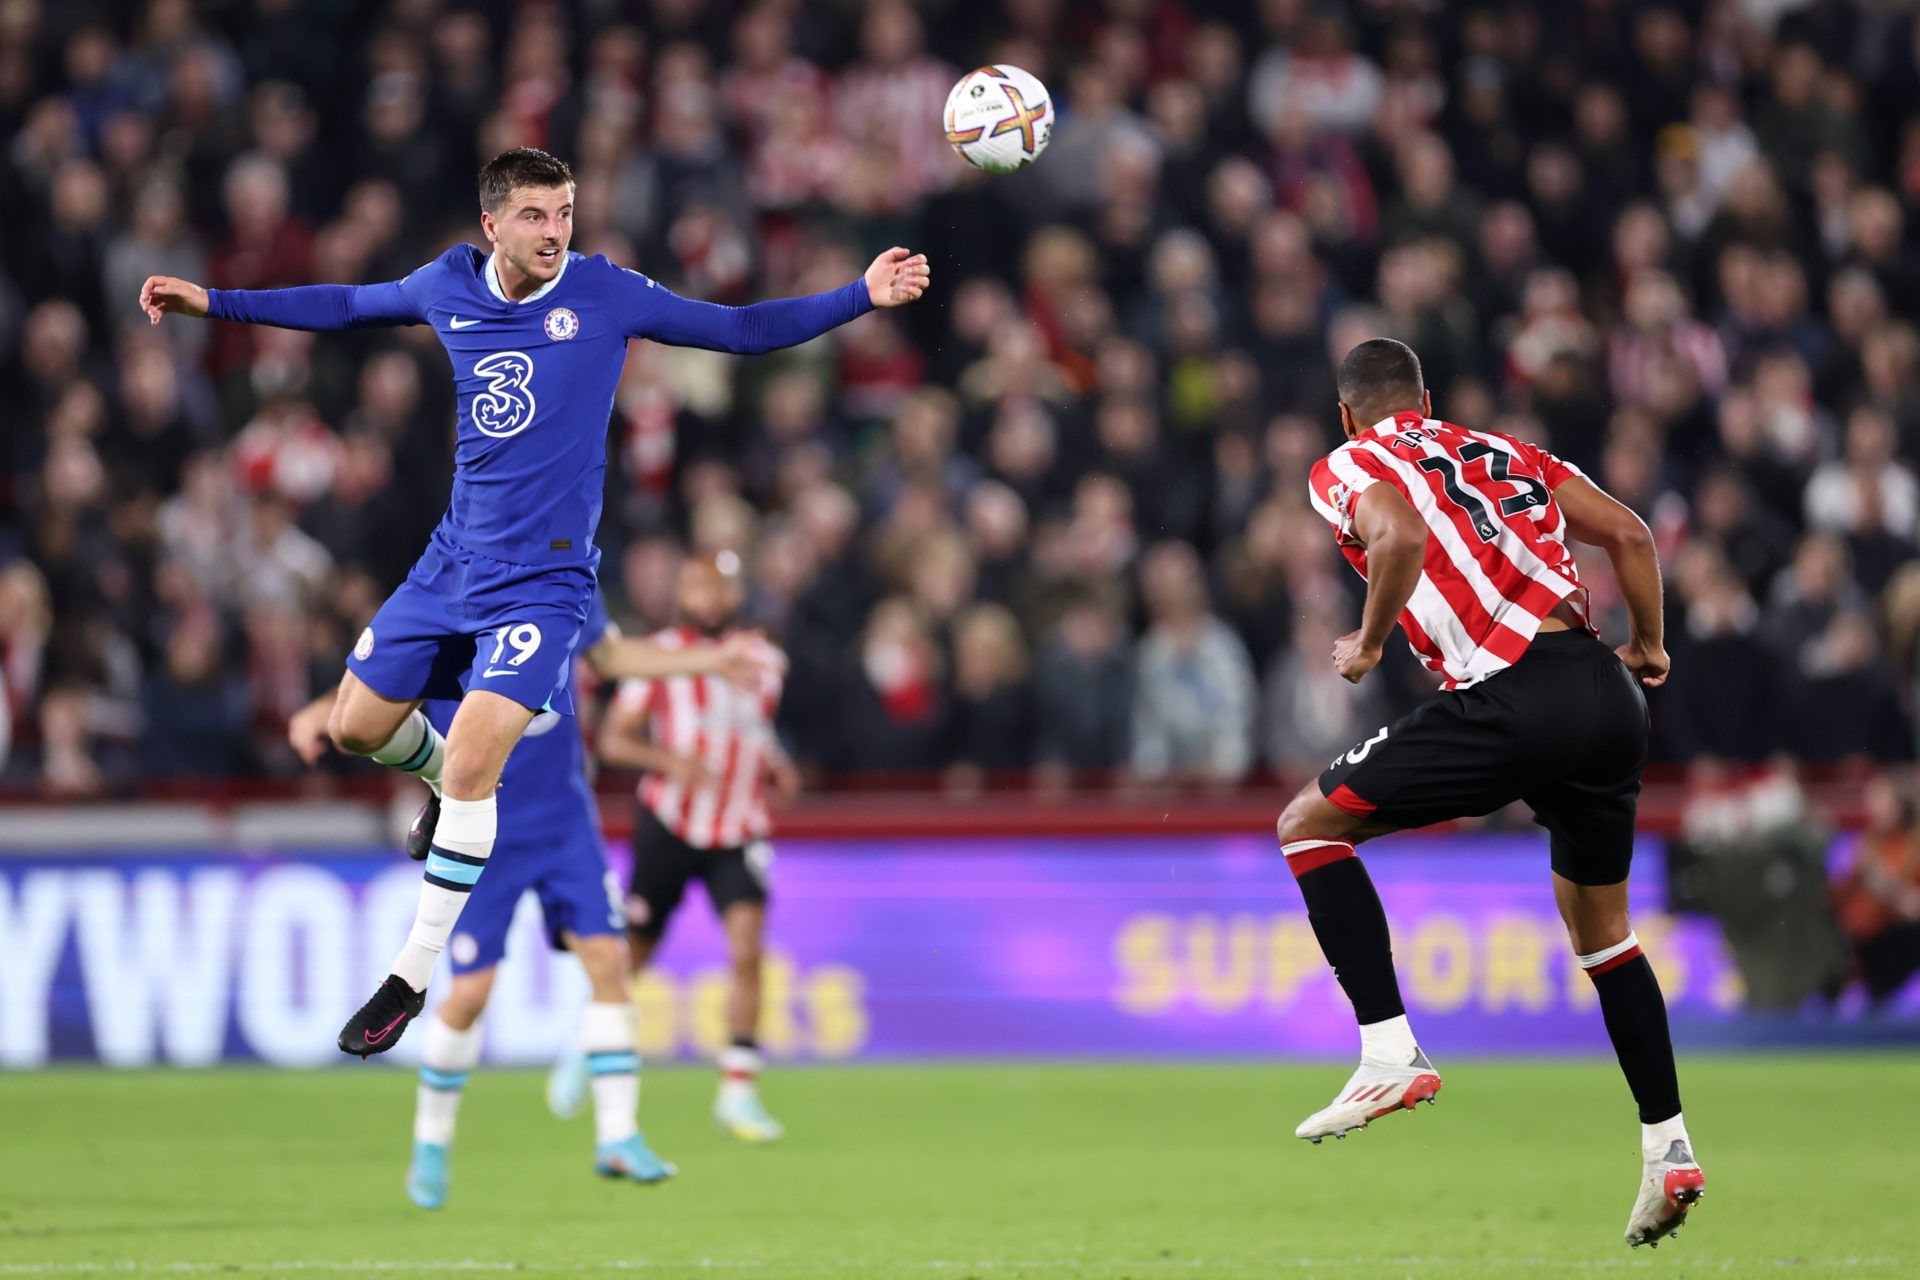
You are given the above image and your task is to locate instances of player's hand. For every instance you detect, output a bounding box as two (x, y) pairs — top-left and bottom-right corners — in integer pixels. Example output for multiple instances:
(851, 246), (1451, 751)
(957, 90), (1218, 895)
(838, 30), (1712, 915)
(1615, 640), (1671, 688)
(139, 275), (210, 323)
(660, 754), (711, 789)
(286, 702), (332, 766)
(1332, 630), (1382, 684)
(713, 632), (777, 689)
(864, 247), (930, 308)
(768, 759), (801, 807)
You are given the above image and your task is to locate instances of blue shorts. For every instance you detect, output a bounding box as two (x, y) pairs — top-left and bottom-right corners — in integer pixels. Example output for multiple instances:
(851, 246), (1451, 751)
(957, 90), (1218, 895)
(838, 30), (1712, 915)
(348, 533), (594, 715)
(445, 802), (624, 975)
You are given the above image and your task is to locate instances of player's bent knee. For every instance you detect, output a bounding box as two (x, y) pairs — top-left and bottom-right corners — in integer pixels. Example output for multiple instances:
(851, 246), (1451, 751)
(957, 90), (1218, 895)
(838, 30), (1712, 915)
(439, 745), (501, 801)
(1276, 786), (1343, 845)
(326, 698), (375, 756)
(328, 716), (384, 758)
(571, 934), (632, 994)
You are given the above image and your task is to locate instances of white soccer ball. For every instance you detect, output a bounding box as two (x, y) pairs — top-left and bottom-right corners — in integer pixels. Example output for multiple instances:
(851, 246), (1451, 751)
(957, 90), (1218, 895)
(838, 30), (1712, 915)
(943, 64), (1053, 174)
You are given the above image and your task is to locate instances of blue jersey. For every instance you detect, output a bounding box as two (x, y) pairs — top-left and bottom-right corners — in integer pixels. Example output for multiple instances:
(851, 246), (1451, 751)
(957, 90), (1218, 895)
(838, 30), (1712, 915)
(207, 248), (870, 569)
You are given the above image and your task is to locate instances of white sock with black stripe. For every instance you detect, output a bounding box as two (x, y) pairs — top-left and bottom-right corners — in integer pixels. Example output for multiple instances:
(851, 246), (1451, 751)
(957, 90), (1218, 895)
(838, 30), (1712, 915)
(415, 1014), (482, 1145)
(390, 795), (496, 991)
(580, 1002), (640, 1146)
(369, 709), (445, 795)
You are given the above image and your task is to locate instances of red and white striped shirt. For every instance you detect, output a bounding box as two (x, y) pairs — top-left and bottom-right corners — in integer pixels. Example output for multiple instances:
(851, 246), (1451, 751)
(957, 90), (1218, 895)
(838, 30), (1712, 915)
(1307, 411), (1593, 689)
(613, 627), (789, 849)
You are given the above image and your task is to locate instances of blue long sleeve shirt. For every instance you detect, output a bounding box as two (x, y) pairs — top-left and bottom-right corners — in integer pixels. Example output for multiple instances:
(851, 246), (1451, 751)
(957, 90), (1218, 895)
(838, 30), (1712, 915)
(207, 246), (871, 568)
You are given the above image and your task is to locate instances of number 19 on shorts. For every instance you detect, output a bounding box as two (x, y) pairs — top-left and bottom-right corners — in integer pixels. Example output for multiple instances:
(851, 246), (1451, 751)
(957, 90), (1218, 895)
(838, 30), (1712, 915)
(483, 623), (542, 678)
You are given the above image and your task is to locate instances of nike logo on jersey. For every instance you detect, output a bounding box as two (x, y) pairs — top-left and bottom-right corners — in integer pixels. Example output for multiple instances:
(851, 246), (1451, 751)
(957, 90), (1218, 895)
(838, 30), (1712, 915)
(482, 667), (518, 678)
(448, 316), (481, 328)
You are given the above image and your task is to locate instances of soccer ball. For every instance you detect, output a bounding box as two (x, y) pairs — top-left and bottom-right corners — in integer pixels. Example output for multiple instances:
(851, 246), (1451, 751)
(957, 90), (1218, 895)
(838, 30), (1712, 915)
(943, 65), (1053, 174)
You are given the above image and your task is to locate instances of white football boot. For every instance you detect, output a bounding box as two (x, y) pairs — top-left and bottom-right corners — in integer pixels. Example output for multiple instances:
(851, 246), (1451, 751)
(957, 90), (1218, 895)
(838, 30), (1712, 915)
(1295, 1047), (1443, 1143)
(1625, 1138), (1705, 1248)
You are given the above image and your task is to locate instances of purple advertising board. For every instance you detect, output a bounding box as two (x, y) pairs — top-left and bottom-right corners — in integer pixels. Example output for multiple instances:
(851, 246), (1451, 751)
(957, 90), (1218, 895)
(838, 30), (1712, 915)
(0, 834), (1745, 1066)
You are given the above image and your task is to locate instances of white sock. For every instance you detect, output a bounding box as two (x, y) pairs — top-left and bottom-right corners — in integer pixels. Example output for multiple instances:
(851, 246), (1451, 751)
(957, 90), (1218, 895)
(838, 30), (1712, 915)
(718, 1044), (762, 1106)
(1358, 1014), (1418, 1066)
(1576, 930), (1641, 972)
(390, 795), (496, 991)
(369, 709), (445, 795)
(414, 1014), (482, 1145)
(581, 1001), (639, 1146)
(1642, 1111), (1693, 1163)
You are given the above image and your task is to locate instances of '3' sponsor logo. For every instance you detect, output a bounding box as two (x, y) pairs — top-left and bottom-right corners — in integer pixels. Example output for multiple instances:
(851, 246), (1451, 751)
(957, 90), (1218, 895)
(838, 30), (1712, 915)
(471, 351), (536, 438)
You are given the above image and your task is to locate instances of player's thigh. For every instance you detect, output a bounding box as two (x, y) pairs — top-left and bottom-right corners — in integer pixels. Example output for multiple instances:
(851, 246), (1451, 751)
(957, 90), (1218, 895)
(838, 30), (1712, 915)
(460, 562), (594, 716)
(1527, 776), (1640, 893)
(625, 810), (695, 944)
(441, 690), (536, 799)
(327, 669), (419, 755)
(1316, 691), (1528, 830)
(704, 840), (773, 929)
(1276, 779), (1402, 846)
(345, 551), (477, 712)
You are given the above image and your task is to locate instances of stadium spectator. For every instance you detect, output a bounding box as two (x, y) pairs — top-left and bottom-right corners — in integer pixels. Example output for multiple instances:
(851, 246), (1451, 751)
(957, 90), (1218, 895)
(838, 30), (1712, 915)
(1130, 539), (1254, 782)
(947, 601), (1035, 782)
(1832, 774), (1920, 1005)
(5, 0), (1920, 792)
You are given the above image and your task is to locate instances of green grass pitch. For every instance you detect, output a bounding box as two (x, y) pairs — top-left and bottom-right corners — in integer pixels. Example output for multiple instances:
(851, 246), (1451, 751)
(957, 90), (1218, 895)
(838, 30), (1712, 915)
(2, 1055), (1914, 1279)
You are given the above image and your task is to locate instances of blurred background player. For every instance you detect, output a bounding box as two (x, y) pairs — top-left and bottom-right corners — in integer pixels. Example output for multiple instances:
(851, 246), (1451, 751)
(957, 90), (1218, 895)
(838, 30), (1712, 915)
(583, 552), (794, 1143)
(288, 594), (774, 1207)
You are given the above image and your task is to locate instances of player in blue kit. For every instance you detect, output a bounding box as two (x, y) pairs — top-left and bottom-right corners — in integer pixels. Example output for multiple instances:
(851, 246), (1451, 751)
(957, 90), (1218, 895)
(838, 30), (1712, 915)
(289, 593), (774, 1205)
(143, 147), (929, 1057)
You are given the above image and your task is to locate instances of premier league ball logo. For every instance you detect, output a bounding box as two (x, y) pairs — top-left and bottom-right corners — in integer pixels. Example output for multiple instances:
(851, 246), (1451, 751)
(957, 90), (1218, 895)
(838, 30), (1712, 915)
(544, 306), (579, 341)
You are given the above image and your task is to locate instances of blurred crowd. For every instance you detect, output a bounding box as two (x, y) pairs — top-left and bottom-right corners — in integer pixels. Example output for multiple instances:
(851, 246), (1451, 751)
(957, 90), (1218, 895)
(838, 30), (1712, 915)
(5, 0), (1920, 793)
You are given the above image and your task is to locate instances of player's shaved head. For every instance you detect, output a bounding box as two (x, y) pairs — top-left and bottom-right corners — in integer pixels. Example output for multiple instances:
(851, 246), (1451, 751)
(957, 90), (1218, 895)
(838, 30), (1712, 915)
(478, 147), (574, 212)
(678, 550), (745, 634)
(1336, 338), (1427, 436)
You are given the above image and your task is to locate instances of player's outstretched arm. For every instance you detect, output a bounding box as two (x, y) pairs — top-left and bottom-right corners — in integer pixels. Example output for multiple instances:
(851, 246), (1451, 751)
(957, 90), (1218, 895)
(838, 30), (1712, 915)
(617, 248), (929, 355)
(140, 274), (424, 331)
(1554, 476), (1669, 687)
(1334, 484), (1428, 684)
(583, 627), (776, 688)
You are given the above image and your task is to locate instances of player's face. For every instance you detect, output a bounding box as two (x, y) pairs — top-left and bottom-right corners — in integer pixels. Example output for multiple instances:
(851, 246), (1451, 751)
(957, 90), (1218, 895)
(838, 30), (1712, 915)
(678, 563), (745, 633)
(483, 183), (573, 287)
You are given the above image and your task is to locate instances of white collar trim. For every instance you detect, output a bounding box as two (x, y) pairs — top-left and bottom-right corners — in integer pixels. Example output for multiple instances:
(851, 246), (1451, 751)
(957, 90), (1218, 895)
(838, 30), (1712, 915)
(484, 250), (567, 304)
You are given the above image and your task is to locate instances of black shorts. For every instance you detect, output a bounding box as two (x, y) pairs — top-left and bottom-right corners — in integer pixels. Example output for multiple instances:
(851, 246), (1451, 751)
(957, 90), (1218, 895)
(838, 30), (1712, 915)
(1317, 630), (1648, 886)
(624, 807), (772, 942)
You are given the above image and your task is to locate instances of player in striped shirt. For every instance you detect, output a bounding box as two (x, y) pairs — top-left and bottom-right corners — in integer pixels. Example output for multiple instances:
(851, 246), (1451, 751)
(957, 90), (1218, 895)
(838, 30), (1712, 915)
(595, 551), (794, 1143)
(1279, 339), (1703, 1250)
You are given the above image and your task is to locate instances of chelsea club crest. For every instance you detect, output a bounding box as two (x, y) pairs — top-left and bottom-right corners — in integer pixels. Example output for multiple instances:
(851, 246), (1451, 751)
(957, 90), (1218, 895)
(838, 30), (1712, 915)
(544, 306), (579, 341)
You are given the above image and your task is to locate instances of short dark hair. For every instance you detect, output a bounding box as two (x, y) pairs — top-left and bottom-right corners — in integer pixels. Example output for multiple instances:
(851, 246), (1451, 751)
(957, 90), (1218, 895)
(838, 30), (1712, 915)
(478, 148), (574, 213)
(1336, 337), (1424, 413)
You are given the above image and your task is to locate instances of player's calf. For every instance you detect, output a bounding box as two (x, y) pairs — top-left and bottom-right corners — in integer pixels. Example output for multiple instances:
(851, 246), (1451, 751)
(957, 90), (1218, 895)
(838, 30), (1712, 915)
(403, 1014), (481, 1207)
(340, 794), (497, 1055)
